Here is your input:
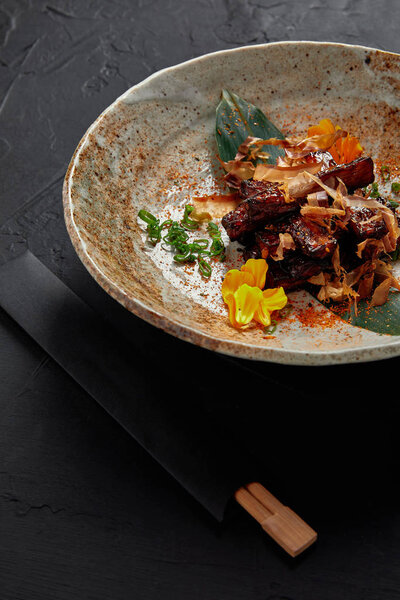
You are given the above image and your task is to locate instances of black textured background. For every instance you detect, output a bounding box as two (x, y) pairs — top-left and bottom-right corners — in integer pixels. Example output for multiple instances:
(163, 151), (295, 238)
(1, 2), (400, 599)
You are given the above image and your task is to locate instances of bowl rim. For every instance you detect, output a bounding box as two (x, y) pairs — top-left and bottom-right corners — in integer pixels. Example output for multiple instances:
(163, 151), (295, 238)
(63, 40), (400, 366)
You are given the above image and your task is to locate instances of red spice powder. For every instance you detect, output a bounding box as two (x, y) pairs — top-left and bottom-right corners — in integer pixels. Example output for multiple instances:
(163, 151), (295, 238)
(374, 156), (400, 178)
(292, 304), (343, 329)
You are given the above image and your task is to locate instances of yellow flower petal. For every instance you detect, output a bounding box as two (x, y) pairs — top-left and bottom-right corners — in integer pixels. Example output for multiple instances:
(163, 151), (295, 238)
(262, 287), (288, 311)
(221, 269), (255, 301)
(307, 118), (335, 137)
(307, 119), (362, 164)
(230, 284), (263, 328)
(334, 134), (363, 164)
(224, 293), (237, 327)
(253, 302), (271, 327)
(240, 258), (268, 290)
(253, 287), (287, 327)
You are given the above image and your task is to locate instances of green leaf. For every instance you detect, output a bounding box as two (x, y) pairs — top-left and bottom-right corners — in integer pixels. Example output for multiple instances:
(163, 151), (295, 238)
(337, 290), (400, 336)
(215, 89), (285, 164)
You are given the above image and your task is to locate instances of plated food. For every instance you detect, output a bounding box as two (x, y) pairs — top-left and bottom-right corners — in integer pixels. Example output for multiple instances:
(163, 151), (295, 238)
(219, 115), (400, 310)
(64, 42), (400, 364)
(139, 99), (400, 333)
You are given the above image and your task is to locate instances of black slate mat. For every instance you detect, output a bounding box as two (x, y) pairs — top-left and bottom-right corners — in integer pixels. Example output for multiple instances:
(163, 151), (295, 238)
(1, 188), (399, 522)
(0, 250), (269, 520)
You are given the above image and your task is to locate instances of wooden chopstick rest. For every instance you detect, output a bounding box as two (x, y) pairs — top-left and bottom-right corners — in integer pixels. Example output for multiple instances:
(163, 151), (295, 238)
(234, 482), (317, 557)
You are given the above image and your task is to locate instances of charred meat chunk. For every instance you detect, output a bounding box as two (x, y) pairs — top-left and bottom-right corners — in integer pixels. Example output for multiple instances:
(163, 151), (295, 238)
(242, 242), (262, 262)
(221, 181), (298, 241)
(242, 227), (289, 261)
(265, 254), (331, 291)
(311, 156), (374, 194)
(287, 157), (375, 198)
(286, 214), (338, 259)
(222, 157), (375, 241)
(347, 206), (388, 240)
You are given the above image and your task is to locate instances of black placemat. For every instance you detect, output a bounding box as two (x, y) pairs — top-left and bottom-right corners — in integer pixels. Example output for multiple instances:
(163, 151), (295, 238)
(1, 190), (400, 522)
(0, 250), (273, 520)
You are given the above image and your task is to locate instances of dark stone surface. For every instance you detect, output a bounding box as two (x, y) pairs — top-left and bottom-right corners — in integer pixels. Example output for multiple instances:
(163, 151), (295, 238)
(1, 1), (399, 599)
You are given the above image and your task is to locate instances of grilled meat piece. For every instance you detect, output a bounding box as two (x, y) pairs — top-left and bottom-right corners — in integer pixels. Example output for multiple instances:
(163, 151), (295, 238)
(222, 157), (374, 241)
(290, 156), (374, 198)
(265, 254), (331, 291)
(242, 242), (262, 261)
(347, 205), (388, 240)
(242, 213), (339, 262)
(222, 181), (299, 241)
(242, 228), (288, 261)
(347, 195), (396, 241)
(287, 214), (338, 259)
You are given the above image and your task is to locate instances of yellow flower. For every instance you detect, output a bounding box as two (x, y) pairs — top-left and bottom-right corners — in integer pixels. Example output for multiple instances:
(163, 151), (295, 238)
(307, 118), (363, 164)
(240, 258), (268, 289)
(226, 284), (263, 328)
(221, 258), (288, 329)
(308, 118), (336, 137)
(221, 269), (255, 301)
(254, 287), (288, 327)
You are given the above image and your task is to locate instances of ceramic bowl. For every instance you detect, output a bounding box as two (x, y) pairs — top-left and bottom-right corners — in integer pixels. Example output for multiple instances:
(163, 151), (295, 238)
(63, 41), (400, 365)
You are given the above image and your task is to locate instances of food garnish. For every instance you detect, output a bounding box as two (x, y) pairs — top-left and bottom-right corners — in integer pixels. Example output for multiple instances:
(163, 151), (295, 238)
(221, 258), (287, 328)
(391, 182), (400, 195)
(381, 165), (390, 181)
(207, 222), (226, 261)
(306, 118), (363, 164)
(138, 206), (225, 278)
(180, 204), (199, 231)
(137, 209), (172, 246)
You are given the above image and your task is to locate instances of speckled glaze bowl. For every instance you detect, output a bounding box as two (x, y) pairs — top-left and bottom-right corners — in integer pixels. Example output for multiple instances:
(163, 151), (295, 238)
(63, 41), (400, 365)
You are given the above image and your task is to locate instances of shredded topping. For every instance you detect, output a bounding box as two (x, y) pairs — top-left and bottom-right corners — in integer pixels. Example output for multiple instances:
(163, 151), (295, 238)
(253, 161), (323, 183)
(271, 233), (296, 261)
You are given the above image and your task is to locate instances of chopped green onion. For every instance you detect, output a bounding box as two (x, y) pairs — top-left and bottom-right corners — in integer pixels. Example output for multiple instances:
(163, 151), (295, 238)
(163, 222), (189, 247)
(389, 199), (400, 209)
(138, 209), (157, 224)
(207, 221), (226, 261)
(174, 249), (196, 263)
(207, 222), (219, 235)
(191, 238), (209, 250)
(368, 182), (380, 198)
(391, 246), (400, 262)
(197, 256), (212, 278)
(264, 320), (277, 335)
(138, 209), (165, 245)
(138, 205), (226, 277)
(180, 204), (199, 231)
(391, 182), (400, 195)
(279, 303), (293, 319)
(381, 165), (390, 181)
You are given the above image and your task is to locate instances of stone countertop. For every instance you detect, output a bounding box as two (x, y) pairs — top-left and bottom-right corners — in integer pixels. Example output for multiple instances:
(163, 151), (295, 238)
(1, 2), (399, 599)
